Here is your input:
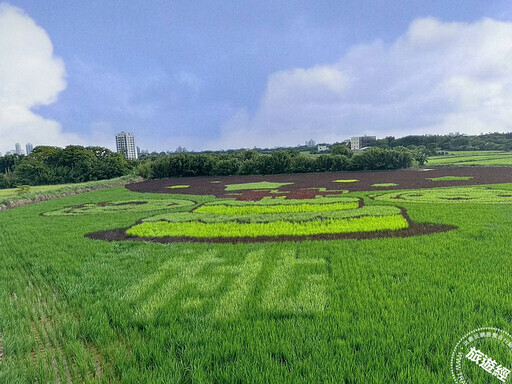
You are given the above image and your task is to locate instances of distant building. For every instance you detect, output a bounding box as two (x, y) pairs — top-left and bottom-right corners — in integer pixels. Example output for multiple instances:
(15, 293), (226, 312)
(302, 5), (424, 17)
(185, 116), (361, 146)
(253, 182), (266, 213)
(115, 132), (138, 160)
(26, 143), (33, 155)
(317, 144), (330, 152)
(351, 135), (376, 150)
(175, 146), (187, 153)
(15, 143), (22, 155)
(305, 139), (316, 147)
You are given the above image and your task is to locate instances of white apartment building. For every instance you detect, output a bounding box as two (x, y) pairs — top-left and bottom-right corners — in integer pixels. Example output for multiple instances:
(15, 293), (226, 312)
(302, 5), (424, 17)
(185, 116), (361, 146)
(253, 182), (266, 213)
(116, 132), (138, 160)
(350, 135), (376, 150)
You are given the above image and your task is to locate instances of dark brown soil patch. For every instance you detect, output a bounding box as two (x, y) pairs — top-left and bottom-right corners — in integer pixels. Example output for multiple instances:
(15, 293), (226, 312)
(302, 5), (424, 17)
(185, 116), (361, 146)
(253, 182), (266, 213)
(85, 207), (457, 244)
(125, 167), (512, 201)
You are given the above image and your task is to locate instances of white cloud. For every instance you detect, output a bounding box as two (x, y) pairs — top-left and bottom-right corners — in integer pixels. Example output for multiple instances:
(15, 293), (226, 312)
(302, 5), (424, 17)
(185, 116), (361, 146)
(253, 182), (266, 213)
(211, 17), (512, 149)
(0, 3), (81, 154)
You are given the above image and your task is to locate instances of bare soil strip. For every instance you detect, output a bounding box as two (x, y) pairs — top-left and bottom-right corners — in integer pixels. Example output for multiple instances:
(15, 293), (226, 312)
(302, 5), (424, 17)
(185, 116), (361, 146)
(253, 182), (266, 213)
(126, 167), (512, 200)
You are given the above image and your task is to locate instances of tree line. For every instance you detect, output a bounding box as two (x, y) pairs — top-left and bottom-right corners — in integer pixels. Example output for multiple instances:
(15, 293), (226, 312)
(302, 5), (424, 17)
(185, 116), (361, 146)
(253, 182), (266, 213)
(372, 132), (512, 152)
(3, 131), (510, 188)
(136, 146), (415, 179)
(0, 144), (418, 188)
(0, 146), (130, 188)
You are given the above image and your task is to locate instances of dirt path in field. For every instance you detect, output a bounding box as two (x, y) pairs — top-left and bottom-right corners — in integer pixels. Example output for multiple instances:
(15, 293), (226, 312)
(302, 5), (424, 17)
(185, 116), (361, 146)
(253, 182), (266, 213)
(126, 167), (512, 201)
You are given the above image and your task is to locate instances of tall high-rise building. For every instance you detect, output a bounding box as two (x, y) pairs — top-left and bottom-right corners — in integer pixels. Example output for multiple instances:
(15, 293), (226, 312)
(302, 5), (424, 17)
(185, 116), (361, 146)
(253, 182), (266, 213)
(26, 143), (33, 155)
(15, 143), (22, 155)
(115, 132), (138, 160)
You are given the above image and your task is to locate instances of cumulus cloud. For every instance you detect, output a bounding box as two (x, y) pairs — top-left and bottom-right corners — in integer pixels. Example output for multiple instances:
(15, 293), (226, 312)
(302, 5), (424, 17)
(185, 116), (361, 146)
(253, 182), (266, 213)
(0, 3), (81, 153)
(211, 17), (512, 149)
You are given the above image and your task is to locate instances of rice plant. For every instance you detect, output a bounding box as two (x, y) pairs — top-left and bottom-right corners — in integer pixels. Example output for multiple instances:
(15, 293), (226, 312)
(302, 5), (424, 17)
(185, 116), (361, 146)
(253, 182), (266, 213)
(2, 182), (512, 383)
(224, 181), (293, 191)
(372, 183), (398, 187)
(42, 198), (195, 216)
(194, 197), (359, 215)
(373, 186), (512, 204)
(127, 215), (408, 238)
(427, 176), (473, 181)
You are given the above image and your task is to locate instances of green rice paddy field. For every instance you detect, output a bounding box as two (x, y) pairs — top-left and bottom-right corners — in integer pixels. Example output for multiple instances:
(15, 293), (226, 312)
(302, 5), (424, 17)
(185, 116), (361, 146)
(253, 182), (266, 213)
(428, 150), (512, 166)
(1, 182), (512, 383)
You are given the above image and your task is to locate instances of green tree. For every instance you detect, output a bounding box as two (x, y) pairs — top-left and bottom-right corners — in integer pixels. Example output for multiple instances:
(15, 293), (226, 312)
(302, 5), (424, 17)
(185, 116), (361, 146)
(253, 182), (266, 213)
(330, 144), (352, 157)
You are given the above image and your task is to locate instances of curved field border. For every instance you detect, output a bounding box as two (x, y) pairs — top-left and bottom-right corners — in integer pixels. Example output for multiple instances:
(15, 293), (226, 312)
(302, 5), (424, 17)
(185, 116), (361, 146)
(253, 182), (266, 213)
(125, 167), (512, 200)
(41, 198), (195, 216)
(370, 186), (512, 204)
(86, 208), (456, 244)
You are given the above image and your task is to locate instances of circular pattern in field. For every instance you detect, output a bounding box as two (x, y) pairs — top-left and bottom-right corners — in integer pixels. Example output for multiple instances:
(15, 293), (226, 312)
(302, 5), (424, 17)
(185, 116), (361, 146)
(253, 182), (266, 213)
(42, 199), (195, 216)
(372, 186), (512, 203)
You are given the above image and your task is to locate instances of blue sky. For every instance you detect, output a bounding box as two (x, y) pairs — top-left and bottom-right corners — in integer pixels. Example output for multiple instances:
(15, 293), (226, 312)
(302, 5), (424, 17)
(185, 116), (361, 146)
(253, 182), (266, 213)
(1, 1), (512, 153)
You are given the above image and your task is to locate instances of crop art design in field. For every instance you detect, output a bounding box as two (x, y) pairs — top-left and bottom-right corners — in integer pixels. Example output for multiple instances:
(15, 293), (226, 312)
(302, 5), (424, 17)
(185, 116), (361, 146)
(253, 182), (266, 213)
(84, 195), (456, 243)
(371, 186), (512, 204)
(42, 199), (195, 216)
(124, 249), (328, 319)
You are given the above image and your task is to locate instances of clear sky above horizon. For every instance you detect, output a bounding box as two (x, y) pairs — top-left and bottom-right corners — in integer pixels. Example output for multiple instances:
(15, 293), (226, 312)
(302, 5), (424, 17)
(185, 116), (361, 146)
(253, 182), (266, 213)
(1, 1), (512, 153)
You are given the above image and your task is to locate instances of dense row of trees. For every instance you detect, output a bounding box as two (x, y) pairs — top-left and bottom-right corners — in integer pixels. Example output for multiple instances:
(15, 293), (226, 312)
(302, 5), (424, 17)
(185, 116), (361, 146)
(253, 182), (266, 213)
(372, 132), (512, 152)
(137, 146), (414, 179)
(2, 132), (510, 188)
(0, 146), (130, 188)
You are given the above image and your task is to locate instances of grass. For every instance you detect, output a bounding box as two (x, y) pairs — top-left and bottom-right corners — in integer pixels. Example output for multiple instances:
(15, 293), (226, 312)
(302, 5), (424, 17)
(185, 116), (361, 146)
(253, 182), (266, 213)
(1, 183), (512, 382)
(427, 176), (474, 181)
(333, 179), (358, 183)
(167, 185), (190, 189)
(224, 181), (293, 191)
(372, 183), (398, 187)
(0, 175), (138, 208)
(428, 150), (512, 166)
